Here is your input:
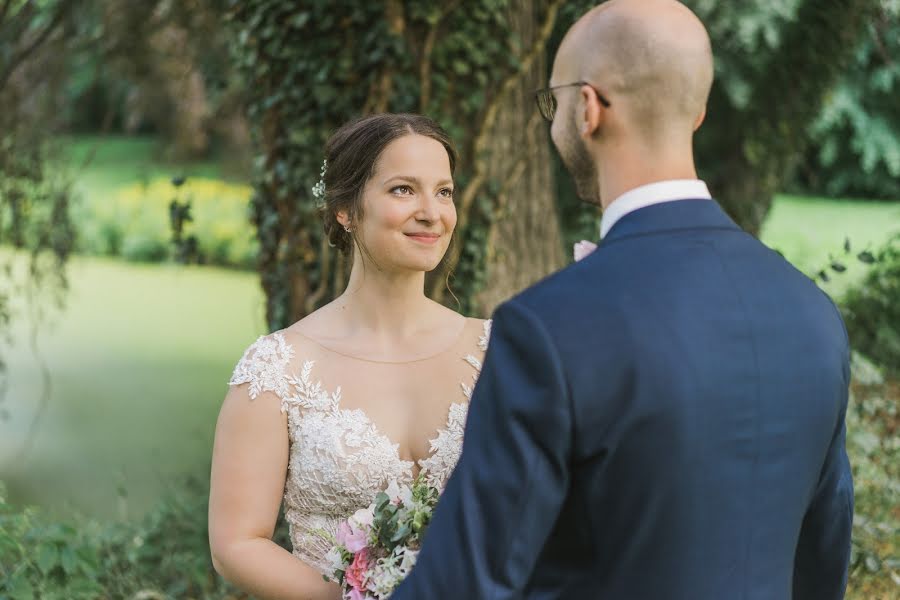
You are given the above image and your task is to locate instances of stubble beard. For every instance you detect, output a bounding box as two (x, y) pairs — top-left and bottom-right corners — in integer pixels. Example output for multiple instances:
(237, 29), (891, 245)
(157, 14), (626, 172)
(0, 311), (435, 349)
(558, 117), (600, 205)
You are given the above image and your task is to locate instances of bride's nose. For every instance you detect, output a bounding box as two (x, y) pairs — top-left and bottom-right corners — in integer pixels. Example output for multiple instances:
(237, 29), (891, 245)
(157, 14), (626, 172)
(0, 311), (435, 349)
(414, 194), (441, 223)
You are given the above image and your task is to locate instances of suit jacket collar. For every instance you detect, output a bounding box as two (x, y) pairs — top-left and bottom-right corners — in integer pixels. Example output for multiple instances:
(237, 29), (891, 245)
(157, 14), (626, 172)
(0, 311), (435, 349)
(600, 198), (742, 245)
(600, 180), (712, 238)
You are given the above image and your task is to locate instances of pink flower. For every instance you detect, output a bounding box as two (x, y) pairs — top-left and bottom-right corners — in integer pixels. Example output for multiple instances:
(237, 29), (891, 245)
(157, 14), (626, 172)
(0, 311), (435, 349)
(336, 521), (368, 554)
(574, 240), (598, 261)
(344, 547), (371, 592)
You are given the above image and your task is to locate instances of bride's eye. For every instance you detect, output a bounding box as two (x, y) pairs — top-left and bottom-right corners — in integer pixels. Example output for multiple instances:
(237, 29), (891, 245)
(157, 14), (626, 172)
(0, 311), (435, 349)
(390, 185), (414, 195)
(438, 187), (454, 199)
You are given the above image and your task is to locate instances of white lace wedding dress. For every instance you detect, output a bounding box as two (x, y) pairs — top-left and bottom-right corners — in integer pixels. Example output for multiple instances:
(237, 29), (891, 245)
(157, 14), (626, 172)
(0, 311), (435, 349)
(227, 318), (490, 576)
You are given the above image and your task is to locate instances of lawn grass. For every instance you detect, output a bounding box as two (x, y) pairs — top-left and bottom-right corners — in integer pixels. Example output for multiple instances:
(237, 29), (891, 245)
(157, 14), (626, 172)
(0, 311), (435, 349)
(58, 135), (250, 205)
(0, 251), (266, 520)
(760, 194), (900, 299)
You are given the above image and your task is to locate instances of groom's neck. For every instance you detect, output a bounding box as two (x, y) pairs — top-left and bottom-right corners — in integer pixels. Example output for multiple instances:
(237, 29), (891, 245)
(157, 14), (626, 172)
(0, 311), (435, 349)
(597, 139), (699, 210)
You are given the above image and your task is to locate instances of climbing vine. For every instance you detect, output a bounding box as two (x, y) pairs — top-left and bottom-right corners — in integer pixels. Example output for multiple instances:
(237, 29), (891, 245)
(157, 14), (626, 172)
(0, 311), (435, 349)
(228, 0), (562, 328)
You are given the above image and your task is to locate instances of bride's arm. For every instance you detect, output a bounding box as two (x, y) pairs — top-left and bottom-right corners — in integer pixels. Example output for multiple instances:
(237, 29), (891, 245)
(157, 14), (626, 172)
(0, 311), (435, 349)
(208, 384), (341, 600)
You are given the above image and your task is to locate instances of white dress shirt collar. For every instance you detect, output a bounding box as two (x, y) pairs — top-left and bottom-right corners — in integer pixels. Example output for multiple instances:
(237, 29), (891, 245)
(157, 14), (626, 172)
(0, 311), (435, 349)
(600, 179), (711, 239)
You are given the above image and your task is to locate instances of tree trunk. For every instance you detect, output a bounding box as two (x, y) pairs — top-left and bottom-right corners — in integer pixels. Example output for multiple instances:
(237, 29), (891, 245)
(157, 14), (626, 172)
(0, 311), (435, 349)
(475, 0), (565, 314)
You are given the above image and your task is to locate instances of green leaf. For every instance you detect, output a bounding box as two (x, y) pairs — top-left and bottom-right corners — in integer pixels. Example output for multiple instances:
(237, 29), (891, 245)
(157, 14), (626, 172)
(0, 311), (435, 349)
(291, 12), (311, 28)
(390, 524), (411, 543)
(857, 251), (876, 264)
(60, 547), (77, 575)
(6, 571), (34, 599)
(452, 60), (470, 75)
(36, 543), (59, 574)
(864, 554), (880, 572)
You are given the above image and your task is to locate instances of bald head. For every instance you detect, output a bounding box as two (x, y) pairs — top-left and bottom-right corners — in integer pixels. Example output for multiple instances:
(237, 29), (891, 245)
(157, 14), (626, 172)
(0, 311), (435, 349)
(555, 0), (714, 142)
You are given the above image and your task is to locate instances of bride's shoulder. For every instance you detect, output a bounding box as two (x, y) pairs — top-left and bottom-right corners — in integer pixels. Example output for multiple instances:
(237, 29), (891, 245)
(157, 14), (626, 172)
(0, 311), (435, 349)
(227, 317), (326, 399)
(424, 300), (490, 350)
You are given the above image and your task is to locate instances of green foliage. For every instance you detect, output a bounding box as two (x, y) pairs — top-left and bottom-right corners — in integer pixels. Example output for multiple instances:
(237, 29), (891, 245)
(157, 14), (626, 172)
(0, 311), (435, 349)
(844, 357), (900, 591)
(842, 235), (900, 373)
(0, 484), (105, 599)
(229, 0), (545, 327)
(72, 176), (257, 268)
(799, 2), (900, 200)
(0, 476), (286, 599)
(694, 0), (878, 233)
(1, 0), (79, 409)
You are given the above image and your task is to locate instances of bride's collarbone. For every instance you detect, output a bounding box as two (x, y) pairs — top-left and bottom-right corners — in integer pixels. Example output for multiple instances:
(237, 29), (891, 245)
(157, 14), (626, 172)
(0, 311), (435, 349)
(283, 317), (472, 364)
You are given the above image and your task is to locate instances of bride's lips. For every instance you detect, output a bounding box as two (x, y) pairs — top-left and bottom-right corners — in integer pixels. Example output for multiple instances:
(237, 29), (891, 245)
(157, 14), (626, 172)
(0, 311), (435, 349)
(404, 232), (441, 245)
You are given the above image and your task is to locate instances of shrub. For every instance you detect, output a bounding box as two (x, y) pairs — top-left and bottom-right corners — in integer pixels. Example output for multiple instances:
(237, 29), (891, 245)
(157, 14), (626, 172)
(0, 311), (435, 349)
(841, 235), (900, 373)
(0, 475), (279, 599)
(845, 355), (900, 597)
(0, 485), (105, 599)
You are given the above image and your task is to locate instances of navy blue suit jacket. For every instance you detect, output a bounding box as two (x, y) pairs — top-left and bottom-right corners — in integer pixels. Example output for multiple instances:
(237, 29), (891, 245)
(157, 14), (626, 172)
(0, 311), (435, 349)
(392, 199), (853, 600)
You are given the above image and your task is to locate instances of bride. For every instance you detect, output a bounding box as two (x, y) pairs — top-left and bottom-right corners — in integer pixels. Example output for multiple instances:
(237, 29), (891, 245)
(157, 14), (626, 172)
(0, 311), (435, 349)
(208, 113), (490, 599)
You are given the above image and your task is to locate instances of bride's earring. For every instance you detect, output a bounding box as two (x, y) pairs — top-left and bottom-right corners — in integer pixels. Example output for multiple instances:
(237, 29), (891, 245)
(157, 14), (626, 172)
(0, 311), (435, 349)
(344, 226), (352, 233)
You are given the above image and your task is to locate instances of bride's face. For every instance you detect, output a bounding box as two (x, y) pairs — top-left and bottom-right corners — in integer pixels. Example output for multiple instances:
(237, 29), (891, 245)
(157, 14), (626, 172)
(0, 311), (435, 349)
(355, 134), (456, 272)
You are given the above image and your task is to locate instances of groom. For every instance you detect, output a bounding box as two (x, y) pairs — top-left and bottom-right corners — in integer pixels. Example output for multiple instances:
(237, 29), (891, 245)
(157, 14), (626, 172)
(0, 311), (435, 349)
(392, 0), (853, 598)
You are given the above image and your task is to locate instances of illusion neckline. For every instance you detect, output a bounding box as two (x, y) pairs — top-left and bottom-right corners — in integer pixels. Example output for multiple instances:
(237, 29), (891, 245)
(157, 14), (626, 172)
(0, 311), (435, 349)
(285, 316), (472, 365)
(286, 352), (473, 481)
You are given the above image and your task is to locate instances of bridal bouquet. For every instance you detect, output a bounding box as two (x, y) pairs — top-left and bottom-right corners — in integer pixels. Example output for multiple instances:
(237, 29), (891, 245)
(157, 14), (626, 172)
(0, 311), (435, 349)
(324, 478), (440, 599)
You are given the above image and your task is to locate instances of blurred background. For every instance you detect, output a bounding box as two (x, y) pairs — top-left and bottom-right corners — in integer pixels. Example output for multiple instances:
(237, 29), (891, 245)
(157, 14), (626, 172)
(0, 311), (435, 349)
(0, 0), (897, 598)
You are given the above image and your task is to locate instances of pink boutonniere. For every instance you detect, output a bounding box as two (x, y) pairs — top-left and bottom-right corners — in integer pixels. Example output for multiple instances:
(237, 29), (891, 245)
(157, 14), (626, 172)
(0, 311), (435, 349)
(573, 240), (598, 261)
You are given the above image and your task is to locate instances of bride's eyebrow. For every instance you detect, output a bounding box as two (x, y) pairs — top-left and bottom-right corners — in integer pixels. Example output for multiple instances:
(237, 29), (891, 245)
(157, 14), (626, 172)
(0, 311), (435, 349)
(383, 175), (453, 187)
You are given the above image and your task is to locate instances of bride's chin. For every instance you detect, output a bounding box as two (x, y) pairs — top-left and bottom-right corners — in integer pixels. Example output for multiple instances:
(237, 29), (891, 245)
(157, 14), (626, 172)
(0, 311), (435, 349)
(399, 250), (446, 271)
(405, 258), (444, 273)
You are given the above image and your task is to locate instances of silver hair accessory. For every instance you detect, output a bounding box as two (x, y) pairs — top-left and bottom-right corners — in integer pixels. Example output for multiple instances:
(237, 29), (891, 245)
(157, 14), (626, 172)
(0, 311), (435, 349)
(311, 158), (327, 200)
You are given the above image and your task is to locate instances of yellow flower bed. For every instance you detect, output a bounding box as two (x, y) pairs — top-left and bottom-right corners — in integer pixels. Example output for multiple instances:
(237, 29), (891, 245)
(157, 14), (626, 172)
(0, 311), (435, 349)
(76, 177), (258, 268)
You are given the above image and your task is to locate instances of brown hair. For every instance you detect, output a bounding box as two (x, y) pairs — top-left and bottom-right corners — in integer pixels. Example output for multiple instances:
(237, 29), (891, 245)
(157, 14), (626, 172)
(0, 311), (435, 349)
(321, 113), (458, 254)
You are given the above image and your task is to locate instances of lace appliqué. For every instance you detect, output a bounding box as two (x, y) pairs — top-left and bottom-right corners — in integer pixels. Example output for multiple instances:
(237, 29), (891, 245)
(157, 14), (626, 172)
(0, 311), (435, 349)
(226, 320), (491, 576)
(281, 358), (416, 489)
(418, 401), (467, 489)
(461, 319), (491, 400)
(228, 333), (295, 400)
(479, 319), (491, 352)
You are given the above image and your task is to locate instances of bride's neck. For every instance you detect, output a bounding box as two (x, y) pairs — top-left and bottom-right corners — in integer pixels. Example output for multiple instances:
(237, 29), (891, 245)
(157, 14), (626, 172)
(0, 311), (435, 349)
(336, 261), (431, 336)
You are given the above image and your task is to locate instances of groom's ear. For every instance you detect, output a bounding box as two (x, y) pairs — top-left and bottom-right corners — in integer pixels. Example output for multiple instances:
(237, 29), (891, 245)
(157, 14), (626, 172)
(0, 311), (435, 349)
(580, 85), (605, 137)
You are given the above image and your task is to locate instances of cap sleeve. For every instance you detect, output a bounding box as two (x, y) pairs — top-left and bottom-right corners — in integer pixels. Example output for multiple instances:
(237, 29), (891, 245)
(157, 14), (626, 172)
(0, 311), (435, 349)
(228, 332), (295, 401)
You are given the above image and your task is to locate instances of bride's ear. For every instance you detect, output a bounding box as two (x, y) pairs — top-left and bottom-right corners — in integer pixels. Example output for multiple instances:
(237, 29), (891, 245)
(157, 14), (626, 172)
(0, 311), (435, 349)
(336, 210), (351, 230)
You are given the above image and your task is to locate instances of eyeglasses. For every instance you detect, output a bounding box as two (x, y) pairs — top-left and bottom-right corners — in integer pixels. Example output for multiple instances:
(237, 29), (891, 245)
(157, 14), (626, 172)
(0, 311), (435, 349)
(533, 81), (612, 122)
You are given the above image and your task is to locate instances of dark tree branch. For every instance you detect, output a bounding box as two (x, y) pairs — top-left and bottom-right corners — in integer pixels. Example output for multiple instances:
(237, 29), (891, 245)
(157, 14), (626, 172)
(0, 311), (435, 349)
(0, 0), (36, 43)
(0, 0), (74, 93)
(0, 0), (16, 25)
(419, 1), (460, 113)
